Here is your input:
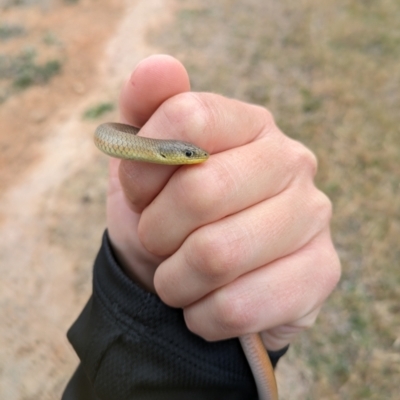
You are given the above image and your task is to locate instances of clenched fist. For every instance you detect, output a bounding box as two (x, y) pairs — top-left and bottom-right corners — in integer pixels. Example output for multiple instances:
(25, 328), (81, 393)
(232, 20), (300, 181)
(106, 55), (341, 351)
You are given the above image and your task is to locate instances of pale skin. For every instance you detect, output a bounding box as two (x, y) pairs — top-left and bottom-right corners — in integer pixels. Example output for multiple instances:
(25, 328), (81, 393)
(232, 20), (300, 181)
(106, 54), (341, 352)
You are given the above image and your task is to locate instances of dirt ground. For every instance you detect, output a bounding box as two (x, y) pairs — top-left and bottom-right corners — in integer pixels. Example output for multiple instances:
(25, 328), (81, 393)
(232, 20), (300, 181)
(1, 0), (399, 399)
(0, 0), (183, 398)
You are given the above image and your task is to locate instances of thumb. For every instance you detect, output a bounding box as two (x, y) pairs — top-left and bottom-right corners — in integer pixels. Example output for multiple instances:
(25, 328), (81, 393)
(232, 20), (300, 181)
(105, 55), (190, 291)
(119, 54), (191, 127)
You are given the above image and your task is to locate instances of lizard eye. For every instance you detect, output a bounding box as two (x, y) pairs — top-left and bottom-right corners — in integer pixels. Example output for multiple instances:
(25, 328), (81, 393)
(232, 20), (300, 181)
(185, 150), (194, 158)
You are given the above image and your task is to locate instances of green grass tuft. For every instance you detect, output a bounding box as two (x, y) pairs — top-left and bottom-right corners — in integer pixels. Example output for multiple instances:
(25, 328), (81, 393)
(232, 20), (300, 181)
(13, 59), (61, 88)
(0, 49), (61, 90)
(83, 102), (115, 119)
(0, 23), (25, 41)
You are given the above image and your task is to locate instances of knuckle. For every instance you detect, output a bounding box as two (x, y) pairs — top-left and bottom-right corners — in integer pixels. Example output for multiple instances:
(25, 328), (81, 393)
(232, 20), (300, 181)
(289, 141), (318, 176)
(161, 92), (214, 138)
(307, 236), (341, 305)
(189, 227), (245, 283)
(323, 250), (342, 293)
(261, 106), (276, 129)
(312, 254), (341, 309)
(250, 105), (277, 137)
(312, 190), (333, 226)
(214, 290), (255, 334)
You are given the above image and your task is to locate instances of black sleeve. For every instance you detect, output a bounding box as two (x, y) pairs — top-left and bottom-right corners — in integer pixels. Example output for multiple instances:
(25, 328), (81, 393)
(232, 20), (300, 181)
(62, 231), (288, 400)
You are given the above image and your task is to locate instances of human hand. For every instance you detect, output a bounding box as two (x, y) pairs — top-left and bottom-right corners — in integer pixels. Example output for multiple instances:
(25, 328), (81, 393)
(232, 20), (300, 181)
(106, 55), (341, 351)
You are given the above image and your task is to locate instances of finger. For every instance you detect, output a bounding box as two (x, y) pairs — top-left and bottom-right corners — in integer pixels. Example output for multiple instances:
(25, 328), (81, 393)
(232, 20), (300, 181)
(259, 307), (321, 351)
(119, 54), (190, 127)
(154, 184), (332, 307)
(139, 136), (317, 255)
(123, 92), (275, 214)
(182, 228), (341, 342)
(106, 158), (163, 293)
(118, 55), (191, 212)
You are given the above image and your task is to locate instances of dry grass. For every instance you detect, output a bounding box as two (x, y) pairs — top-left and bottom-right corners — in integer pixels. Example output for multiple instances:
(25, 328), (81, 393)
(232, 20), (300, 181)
(151, 0), (400, 397)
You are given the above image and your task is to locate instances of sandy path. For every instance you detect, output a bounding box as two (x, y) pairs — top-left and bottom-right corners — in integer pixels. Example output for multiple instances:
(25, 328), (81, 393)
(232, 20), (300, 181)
(0, 1), (171, 398)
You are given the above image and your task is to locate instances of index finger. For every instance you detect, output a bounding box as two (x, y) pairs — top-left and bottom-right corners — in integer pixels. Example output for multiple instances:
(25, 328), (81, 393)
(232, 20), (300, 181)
(121, 92), (277, 212)
(138, 91), (275, 153)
